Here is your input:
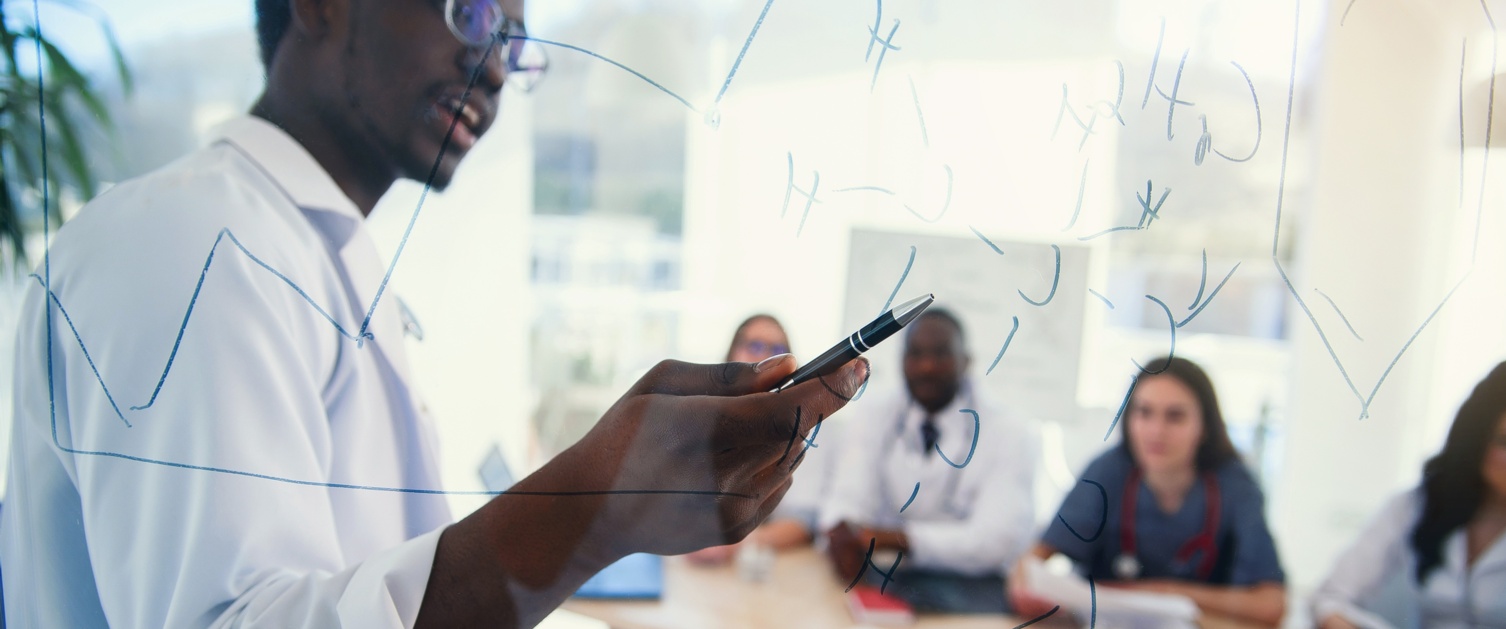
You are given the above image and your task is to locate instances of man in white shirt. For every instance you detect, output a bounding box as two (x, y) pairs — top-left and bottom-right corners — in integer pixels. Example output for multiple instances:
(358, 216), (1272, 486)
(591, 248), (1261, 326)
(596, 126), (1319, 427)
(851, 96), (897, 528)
(0, 0), (867, 627)
(820, 308), (1037, 610)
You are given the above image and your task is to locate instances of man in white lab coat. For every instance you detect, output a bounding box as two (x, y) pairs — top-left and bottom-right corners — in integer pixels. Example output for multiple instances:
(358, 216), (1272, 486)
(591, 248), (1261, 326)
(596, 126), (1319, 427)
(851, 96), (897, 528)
(820, 308), (1037, 612)
(0, 0), (867, 627)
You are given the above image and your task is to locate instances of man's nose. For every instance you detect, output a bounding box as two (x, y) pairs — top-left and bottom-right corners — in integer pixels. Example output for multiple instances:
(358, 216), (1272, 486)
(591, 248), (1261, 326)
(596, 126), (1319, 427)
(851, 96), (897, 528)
(459, 38), (508, 94)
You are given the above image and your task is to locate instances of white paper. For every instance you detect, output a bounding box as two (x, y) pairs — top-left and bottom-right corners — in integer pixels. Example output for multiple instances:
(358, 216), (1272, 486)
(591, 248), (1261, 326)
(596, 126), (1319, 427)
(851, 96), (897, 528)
(1022, 556), (1200, 628)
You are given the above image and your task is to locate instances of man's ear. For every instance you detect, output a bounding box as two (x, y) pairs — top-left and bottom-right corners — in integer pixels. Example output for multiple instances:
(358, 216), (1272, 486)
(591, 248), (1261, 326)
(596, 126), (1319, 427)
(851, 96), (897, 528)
(289, 0), (346, 44)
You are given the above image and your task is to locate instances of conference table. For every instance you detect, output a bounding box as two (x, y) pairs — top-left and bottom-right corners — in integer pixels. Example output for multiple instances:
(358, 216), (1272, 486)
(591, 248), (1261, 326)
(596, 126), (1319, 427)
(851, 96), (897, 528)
(563, 549), (1270, 629)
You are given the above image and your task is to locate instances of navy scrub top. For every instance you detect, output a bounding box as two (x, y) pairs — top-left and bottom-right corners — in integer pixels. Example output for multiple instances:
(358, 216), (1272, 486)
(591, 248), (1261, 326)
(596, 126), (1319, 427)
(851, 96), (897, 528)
(1041, 447), (1285, 585)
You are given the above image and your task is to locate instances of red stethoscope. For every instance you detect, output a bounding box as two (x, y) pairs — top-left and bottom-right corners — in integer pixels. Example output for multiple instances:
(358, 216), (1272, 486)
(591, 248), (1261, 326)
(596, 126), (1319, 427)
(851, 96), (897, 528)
(1113, 467), (1222, 580)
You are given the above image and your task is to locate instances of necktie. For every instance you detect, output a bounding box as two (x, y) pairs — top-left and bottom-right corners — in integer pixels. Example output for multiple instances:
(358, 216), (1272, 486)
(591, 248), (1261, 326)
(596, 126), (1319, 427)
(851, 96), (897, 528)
(920, 413), (939, 457)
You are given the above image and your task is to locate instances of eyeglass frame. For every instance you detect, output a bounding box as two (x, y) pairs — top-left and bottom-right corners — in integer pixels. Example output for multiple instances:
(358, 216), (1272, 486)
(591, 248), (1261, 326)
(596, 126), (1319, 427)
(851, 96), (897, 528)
(441, 0), (548, 92)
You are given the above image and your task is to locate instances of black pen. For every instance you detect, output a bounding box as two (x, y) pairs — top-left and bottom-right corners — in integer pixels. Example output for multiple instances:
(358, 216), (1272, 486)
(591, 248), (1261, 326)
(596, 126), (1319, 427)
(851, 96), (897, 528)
(775, 294), (935, 391)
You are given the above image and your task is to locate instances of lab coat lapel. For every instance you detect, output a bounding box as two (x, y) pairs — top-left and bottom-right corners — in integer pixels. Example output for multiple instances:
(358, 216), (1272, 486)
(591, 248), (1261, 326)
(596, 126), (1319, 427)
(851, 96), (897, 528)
(220, 115), (450, 527)
(333, 220), (452, 531)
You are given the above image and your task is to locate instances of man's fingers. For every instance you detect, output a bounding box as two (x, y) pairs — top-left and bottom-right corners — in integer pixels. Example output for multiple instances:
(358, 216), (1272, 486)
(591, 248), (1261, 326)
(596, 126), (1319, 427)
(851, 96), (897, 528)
(629, 356), (797, 398)
(716, 358), (869, 447)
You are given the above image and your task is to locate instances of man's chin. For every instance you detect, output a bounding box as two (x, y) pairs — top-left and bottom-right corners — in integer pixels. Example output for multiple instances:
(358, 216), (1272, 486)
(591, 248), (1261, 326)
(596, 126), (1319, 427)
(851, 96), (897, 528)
(403, 154), (459, 191)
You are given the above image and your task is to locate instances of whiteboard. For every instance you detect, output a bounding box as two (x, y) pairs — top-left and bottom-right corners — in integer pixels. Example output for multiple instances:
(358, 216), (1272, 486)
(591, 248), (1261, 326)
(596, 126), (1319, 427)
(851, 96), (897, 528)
(841, 228), (1089, 425)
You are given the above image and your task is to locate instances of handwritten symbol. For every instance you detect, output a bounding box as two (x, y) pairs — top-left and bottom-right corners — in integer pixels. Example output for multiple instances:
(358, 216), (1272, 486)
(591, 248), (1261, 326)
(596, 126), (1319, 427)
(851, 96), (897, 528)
(986, 316), (1020, 376)
(969, 225), (1004, 255)
(1131, 296), (1177, 374)
(781, 152), (822, 236)
(909, 76), (930, 148)
(899, 482), (920, 513)
(777, 406), (804, 467)
(1340, 0), (1361, 26)
(1011, 606), (1062, 628)
(832, 164), (954, 224)
(883, 246), (918, 313)
(1212, 61), (1262, 162)
(1179, 249), (1240, 328)
(1141, 17), (1165, 109)
(790, 415), (823, 470)
(1104, 374), (1140, 440)
(1136, 180), (1170, 228)
(1088, 289), (1114, 310)
(1061, 159), (1090, 232)
(866, 0), (902, 91)
(1088, 575), (1098, 627)
(845, 537), (905, 593)
(1149, 48), (1194, 141)
(1018, 245), (1061, 306)
(1078, 181), (1171, 241)
(1052, 62), (1127, 150)
(1057, 479), (1108, 542)
(935, 409), (981, 468)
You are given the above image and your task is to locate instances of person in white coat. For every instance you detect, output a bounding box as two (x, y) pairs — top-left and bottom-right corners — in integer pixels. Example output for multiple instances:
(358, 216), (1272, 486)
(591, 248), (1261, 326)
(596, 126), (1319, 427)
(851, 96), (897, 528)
(1311, 361), (1506, 629)
(819, 308), (1037, 612)
(0, 1), (867, 627)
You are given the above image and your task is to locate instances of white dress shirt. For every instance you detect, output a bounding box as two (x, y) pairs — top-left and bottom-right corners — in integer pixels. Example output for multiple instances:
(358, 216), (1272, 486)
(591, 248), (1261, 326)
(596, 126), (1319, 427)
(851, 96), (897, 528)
(1, 116), (453, 628)
(818, 382), (1037, 576)
(1311, 489), (1506, 628)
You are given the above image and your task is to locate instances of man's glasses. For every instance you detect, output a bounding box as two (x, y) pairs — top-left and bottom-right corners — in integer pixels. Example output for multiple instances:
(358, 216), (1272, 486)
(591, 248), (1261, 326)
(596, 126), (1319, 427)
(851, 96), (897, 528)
(444, 0), (549, 92)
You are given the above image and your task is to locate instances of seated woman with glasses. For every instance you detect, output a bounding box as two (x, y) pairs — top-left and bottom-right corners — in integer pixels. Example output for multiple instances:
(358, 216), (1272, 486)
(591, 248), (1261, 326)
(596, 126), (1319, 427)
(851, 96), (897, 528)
(688, 314), (837, 564)
(1310, 361), (1506, 628)
(1007, 356), (1286, 626)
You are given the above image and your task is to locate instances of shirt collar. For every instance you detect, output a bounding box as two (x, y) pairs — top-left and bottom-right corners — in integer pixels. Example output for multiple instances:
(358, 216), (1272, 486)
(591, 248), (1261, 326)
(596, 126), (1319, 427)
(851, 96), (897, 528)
(211, 115), (364, 222)
(902, 380), (974, 430)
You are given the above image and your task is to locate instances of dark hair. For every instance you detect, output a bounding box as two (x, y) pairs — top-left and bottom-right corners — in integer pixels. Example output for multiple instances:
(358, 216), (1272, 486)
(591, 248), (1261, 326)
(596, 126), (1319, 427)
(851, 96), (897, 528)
(908, 307), (966, 345)
(725, 314), (788, 361)
(255, 0), (292, 68)
(1411, 361), (1506, 583)
(1119, 356), (1239, 472)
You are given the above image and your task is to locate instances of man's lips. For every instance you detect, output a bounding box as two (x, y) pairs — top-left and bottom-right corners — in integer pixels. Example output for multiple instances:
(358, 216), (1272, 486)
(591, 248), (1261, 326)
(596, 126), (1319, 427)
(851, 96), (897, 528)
(430, 94), (491, 152)
(439, 95), (483, 130)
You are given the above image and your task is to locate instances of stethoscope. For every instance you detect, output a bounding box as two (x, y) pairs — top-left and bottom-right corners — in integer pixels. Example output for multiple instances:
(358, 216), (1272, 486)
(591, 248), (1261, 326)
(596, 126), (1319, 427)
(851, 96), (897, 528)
(1113, 466), (1222, 580)
(884, 388), (976, 516)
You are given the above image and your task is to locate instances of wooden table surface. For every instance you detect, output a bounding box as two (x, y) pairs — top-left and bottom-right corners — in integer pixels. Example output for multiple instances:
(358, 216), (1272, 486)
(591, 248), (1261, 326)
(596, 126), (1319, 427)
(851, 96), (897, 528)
(563, 548), (1271, 629)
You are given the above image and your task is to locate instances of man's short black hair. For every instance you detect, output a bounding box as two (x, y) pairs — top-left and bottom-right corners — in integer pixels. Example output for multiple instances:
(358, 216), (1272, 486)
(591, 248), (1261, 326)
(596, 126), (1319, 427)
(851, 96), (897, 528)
(910, 307), (966, 344)
(255, 0), (292, 68)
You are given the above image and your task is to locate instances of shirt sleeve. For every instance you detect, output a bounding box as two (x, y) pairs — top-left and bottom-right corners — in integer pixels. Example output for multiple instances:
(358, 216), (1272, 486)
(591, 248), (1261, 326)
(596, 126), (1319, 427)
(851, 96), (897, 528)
(901, 415), (1038, 576)
(1222, 466), (1286, 586)
(1040, 451), (1118, 564)
(26, 182), (445, 628)
(1308, 492), (1418, 629)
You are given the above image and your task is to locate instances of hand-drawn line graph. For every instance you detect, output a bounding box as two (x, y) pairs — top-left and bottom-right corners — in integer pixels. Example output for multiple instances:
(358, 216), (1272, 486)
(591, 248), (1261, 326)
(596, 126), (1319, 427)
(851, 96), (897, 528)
(519, 0), (775, 125)
(27, 1), (780, 500)
(1270, 0), (1496, 421)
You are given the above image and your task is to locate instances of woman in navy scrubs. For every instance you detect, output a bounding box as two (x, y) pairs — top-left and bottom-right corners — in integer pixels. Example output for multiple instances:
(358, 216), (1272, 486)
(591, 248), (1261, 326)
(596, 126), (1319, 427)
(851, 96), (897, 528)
(1008, 356), (1286, 626)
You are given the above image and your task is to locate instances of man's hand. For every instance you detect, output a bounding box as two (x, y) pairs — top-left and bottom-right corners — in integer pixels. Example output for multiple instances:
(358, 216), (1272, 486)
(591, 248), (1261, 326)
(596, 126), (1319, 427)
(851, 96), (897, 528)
(564, 354), (868, 558)
(418, 353), (868, 628)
